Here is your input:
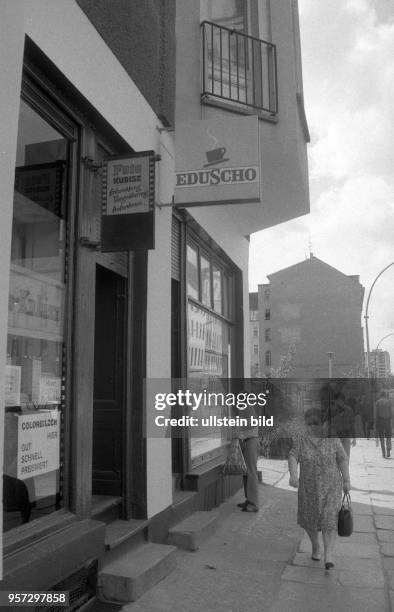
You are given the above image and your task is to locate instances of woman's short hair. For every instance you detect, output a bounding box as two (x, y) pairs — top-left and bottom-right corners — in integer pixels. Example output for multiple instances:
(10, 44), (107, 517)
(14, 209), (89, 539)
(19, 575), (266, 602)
(304, 407), (323, 423)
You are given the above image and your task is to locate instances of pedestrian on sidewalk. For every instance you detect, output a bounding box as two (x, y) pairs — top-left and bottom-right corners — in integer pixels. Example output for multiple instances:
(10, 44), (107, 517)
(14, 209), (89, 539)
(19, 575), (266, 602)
(375, 390), (392, 458)
(359, 391), (374, 438)
(233, 404), (259, 513)
(288, 407), (351, 570)
(331, 392), (357, 458)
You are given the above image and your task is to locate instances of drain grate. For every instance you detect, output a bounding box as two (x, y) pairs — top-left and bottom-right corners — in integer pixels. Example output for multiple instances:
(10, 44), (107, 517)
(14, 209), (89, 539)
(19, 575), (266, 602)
(34, 562), (97, 612)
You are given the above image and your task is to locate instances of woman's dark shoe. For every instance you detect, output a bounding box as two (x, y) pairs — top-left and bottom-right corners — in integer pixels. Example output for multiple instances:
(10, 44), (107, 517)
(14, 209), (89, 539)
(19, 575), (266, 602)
(311, 555), (321, 561)
(237, 501), (248, 509)
(325, 562), (335, 570)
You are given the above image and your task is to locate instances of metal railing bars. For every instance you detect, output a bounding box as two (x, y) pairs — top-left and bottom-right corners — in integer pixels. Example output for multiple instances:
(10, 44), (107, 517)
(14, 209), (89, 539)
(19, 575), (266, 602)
(201, 20), (278, 115)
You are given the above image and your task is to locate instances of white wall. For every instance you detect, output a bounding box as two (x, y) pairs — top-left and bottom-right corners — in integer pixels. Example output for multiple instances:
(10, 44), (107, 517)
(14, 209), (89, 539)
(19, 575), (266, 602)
(0, 0), (25, 578)
(146, 134), (175, 517)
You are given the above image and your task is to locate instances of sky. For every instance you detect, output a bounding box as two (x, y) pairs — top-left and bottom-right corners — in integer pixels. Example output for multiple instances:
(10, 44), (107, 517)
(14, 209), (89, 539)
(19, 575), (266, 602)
(249, 0), (394, 370)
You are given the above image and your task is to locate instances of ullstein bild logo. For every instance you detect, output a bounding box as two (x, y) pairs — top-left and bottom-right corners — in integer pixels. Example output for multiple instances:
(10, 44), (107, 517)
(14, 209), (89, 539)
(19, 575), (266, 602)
(176, 145), (259, 188)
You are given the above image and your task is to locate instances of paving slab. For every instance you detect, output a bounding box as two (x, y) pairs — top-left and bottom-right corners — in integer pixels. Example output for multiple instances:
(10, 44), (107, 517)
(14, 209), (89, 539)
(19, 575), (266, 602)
(376, 529), (394, 543)
(381, 543), (394, 557)
(352, 514), (375, 532)
(383, 557), (394, 570)
(375, 515), (394, 530)
(338, 568), (385, 588)
(282, 565), (339, 586)
(373, 506), (394, 517)
(299, 535), (379, 553)
(292, 552), (381, 572)
(271, 582), (387, 612)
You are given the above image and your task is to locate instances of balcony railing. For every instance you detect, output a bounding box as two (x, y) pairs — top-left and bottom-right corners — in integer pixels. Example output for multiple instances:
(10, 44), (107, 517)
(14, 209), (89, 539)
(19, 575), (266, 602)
(201, 21), (278, 115)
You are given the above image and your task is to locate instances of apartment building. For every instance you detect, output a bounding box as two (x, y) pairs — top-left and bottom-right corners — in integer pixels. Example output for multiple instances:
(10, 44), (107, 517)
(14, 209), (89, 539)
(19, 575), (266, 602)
(370, 350), (391, 378)
(257, 256), (365, 378)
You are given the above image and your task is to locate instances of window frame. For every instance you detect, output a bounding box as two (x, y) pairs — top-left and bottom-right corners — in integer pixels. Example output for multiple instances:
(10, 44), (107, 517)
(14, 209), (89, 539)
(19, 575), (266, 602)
(184, 228), (241, 470)
(3, 69), (79, 549)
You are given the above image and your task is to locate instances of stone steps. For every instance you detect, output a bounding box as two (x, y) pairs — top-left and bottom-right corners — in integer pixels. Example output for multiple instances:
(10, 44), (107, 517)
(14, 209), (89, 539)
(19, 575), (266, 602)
(168, 509), (220, 551)
(98, 541), (177, 603)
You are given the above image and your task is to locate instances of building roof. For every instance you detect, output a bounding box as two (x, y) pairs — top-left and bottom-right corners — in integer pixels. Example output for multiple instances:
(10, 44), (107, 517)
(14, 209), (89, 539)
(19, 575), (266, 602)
(267, 254), (362, 286)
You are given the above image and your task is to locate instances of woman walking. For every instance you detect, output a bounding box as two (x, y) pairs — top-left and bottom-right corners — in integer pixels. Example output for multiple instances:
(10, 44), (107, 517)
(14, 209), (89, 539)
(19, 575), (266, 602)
(288, 407), (351, 569)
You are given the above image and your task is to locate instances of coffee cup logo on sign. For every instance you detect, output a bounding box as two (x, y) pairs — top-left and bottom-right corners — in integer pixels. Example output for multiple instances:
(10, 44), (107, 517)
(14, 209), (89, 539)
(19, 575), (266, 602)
(203, 127), (229, 167)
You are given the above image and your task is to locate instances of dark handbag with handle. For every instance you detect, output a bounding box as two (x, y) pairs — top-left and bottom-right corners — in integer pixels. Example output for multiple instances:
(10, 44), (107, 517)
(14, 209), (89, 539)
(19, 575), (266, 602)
(338, 493), (353, 537)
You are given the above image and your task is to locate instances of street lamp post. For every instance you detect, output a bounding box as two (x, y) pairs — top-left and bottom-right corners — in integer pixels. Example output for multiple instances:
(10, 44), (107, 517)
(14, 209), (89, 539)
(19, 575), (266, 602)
(327, 352), (333, 378)
(364, 263), (394, 378)
(376, 332), (394, 351)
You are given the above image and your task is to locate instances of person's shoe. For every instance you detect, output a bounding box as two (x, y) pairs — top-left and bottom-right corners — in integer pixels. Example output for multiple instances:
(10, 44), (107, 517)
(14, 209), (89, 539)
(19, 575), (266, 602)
(325, 562), (334, 570)
(237, 501), (248, 508)
(387, 451), (391, 458)
(242, 502), (258, 512)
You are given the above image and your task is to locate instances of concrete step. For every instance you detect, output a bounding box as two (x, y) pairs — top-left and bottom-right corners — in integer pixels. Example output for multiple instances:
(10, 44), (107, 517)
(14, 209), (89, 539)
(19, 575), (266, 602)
(105, 519), (150, 551)
(168, 509), (220, 551)
(98, 542), (177, 603)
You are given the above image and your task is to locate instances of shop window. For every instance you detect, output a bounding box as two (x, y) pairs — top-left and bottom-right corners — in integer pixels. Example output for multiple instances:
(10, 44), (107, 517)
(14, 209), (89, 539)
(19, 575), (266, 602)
(187, 244), (199, 299)
(3, 97), (74, 532)
(212, 264), (222, 314)
(200, 254), (211, 308)
(185, 236), (237, 468)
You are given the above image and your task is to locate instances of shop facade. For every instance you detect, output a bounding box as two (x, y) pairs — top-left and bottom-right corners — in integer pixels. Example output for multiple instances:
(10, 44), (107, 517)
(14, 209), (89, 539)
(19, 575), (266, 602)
(0, 0), (176, 601)
(0, 0), (310, 605)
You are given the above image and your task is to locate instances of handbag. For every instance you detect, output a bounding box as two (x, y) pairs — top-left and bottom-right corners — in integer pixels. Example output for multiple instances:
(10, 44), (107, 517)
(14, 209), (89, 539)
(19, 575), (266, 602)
(338, 493), (353, 537)
(222, 439), (247, 476)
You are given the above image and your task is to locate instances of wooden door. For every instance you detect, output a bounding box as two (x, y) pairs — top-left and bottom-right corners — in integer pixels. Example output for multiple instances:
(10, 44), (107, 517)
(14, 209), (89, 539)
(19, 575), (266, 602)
(92, 265), (126, 495)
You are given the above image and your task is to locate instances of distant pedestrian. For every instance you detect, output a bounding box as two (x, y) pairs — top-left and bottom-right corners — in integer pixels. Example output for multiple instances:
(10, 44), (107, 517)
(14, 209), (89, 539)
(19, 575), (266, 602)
(331, 392), (356, 458)
(288, 407), (351, 570)
(360, 393), (374, 438)
(375, 391), (392, 458)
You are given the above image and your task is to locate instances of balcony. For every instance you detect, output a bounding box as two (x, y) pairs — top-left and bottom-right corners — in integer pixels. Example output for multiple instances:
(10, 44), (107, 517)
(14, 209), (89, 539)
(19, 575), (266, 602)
(201, 21), (278, 116)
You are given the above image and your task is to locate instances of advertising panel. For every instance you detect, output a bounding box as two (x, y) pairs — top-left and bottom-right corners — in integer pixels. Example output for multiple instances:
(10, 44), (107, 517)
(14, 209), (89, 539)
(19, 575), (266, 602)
(101, 151), (156, 251)
(3, 410), (60, 480)
(175, 115), (260, 206)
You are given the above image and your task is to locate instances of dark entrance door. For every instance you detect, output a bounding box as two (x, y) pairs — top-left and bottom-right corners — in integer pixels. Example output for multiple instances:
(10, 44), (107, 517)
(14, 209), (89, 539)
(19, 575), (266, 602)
(92, 265), (126, 496)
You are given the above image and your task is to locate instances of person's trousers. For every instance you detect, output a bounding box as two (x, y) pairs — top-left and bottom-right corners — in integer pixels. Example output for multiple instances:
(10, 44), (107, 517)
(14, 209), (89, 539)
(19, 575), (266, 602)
(377, 418), (392, 457)
(240, 437), (259, 508)
(339, 437), (351, 459)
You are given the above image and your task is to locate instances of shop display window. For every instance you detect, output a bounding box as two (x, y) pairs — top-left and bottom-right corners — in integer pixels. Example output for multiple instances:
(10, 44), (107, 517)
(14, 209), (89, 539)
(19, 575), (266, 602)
(186, 238), (237, 467)
(3, 98), (72, 532)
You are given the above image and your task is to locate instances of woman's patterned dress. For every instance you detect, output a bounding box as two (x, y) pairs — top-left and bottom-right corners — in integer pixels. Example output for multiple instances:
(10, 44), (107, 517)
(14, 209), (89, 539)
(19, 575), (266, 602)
(289, 435), (346, 531)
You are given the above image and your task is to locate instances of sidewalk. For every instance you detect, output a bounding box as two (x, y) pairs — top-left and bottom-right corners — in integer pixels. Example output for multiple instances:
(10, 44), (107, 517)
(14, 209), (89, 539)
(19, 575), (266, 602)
(111, 439), (394, 611)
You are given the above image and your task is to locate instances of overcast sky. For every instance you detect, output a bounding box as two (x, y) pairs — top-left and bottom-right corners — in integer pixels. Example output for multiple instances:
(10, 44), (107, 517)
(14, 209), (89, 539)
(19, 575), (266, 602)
(249, 0), (394, 369)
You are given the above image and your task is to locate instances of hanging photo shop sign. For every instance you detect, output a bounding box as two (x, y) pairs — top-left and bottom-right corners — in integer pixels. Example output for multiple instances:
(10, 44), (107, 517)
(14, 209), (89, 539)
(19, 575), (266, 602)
(101, 151), (156, 251)
(174, 115), (261, 207)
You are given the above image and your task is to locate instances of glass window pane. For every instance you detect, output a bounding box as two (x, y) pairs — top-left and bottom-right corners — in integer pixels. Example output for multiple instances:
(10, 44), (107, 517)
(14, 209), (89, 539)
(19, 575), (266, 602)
(212, 265), (222, 314)
(200, 255), (211, 308)
(187, 245), (199, 299)
(187, 302), (231, 462)
(210, 0), (246, 29)
(4, 100), (70, 532)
